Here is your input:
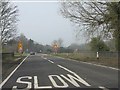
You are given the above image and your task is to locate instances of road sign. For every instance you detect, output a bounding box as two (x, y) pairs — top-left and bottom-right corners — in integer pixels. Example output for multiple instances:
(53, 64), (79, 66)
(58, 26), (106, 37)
(18, 41), (23, 53)
(52, 43), (59, 53)
(53, 43), (58, 48)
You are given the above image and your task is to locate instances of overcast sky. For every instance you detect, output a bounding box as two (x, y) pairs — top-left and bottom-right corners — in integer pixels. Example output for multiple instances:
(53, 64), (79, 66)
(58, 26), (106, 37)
(14, 1), (86, 46)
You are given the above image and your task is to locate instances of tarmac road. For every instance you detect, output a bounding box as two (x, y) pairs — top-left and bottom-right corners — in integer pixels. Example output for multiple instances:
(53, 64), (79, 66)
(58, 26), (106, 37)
(0, 54), (119, 90)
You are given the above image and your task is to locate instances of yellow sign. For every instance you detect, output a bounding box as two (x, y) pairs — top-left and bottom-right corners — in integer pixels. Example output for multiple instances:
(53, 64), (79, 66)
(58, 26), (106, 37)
(18, 41), (23, 53)
(54, 45), (57, 48)
(53, 43), (59, 49)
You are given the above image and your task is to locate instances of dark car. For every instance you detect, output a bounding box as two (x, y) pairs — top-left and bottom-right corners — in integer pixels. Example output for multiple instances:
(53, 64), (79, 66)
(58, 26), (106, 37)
(30, 52), (35, 55)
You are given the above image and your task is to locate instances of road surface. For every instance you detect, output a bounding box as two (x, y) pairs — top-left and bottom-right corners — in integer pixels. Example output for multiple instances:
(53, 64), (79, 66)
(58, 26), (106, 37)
(0, 54), (119, 90)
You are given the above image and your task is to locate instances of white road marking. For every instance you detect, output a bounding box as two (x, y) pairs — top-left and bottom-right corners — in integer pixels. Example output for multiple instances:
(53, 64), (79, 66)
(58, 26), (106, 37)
(12, 76), (32, 89)
(57, 65), (91, 86)
(48, 60), (54, 64)
(56, 56), (119, 71)
(79, 61), (119, 71)
(57, 65), (75, 74)
(99, 86), (105, 88)
(0, 55), (29, 88)
(34, 76), (52, 89)
(12, 86), (27, 90)
(48, 75), (68, 88)
(60, 74), (81, 87)
(43, 58), (47, 60)
(98, 86), (109, 90)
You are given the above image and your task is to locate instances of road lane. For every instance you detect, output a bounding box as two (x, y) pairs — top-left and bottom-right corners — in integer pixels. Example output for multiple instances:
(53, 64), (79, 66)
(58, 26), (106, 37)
(1, 54), (94, 89)
(48, 55), (118, 89)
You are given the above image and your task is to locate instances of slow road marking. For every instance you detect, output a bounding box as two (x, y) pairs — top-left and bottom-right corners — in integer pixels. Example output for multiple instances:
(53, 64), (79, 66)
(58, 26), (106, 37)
(57, 64), (91, 87)
(49, 75), (68, 88)
(12, 73), (91, 89)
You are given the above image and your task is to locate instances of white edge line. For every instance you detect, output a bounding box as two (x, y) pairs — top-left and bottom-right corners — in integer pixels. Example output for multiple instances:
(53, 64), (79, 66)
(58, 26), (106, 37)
(98, 86), (106, 89)
(79, 61), (120, 71)
(56, 56), (120, 71)
(0, 55), (29, 88)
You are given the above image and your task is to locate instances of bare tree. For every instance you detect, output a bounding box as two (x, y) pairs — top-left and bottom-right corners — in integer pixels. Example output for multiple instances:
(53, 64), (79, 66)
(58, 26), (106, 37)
(61, 2), (117, 37)
(60, 1), (120, 50)
(51, 38), (64, 53)
(0, 0), (18, 45)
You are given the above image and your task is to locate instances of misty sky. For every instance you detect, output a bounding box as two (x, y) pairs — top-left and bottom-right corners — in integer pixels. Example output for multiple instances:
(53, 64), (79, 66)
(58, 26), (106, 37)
(14, 1), (86, 46)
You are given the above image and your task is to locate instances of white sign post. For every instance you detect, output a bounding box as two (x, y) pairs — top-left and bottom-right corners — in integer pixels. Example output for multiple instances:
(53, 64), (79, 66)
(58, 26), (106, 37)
(97, 52), (99, 59)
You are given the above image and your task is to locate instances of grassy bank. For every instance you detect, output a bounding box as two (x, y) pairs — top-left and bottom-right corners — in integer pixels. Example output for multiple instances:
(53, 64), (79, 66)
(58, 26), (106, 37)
(2, 53), (28, 81)
(51, 53), (118, 68)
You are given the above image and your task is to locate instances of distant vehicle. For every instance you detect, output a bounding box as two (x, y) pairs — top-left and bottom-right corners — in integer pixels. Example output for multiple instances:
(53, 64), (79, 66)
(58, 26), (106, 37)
(30, 52), (35, 55)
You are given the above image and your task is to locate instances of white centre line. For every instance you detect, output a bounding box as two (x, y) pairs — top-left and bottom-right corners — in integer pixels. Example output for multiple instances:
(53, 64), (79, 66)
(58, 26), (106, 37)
(57, 65), (75, 75)
(48, 60), (54, 64)
(0, 55), (29, 88)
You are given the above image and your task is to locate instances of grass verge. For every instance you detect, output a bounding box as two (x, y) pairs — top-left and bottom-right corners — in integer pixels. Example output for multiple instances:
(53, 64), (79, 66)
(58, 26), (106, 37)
(51, 53), (118, 68)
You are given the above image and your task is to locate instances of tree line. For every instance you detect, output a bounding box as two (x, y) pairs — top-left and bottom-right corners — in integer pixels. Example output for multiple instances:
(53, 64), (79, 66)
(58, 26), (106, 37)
(3, 34), (75, 53)
(0, 1), (119, 53)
